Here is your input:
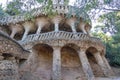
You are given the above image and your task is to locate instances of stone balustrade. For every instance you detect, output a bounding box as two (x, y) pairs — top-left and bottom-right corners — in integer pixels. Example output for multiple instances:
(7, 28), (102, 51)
(19, 31), (102, 44)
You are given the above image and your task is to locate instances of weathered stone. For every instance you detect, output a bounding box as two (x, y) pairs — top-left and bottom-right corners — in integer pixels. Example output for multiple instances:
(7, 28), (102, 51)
(0, 5), (115, 80)
(78, 48), (95, 80)
(0, 60), (19, 80)
(52, 46), (61, 80)
(0, 31), (30, 59)
(0, 56), (4, 60)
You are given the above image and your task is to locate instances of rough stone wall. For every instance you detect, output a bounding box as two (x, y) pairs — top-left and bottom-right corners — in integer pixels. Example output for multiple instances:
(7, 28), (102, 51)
(19, 45), (53, 80)
(0, 60), (19, 80)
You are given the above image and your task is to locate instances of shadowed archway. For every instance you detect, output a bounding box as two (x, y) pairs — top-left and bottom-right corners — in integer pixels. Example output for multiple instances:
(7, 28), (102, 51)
(61, 43), (85, 80)
(31, 44), (53, 80)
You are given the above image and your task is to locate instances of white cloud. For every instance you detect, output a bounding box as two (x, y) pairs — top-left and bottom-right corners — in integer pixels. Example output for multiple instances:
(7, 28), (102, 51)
(69, 0), (76, 5)
(0, 0), (12, 8)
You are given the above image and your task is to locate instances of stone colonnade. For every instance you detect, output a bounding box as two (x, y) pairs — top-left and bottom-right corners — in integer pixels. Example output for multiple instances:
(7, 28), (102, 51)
(8, 14), (91, 41)
(39, 44), (114, 80)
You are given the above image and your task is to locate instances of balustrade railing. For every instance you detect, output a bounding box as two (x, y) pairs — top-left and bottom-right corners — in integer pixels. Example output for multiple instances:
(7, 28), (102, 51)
(19, 31), (101, 44)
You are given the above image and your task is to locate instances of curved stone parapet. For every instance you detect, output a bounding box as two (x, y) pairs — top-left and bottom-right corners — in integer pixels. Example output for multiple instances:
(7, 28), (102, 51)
(22, 31), (100, 42)
(0, 4), (90, 25)
(18, 31), (105, 52)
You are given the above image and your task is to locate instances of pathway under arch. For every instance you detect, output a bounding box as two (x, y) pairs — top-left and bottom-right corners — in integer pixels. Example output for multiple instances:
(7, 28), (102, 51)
(61, 44), (85, 80)
(30, 43), (53, 80)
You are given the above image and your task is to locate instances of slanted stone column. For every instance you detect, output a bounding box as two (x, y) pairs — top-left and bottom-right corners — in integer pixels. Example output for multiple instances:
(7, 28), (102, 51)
(36, 24), (42, 34)
(52, 46), (61, 80)
(54, 23), (59, 32)
(66, 17), (77, 33)
(52, 15), (63, 32)
(93, 52), (108, 76)
(36, 17), (49, 34)
(78, 17), (87, 34)
(93, 52), (114, 76)
(78, 48), (95, 80)
(22, 21), (34, 40)
(10, 29), (17, 38)
(9, 24), (23, 39)
(102, 55), (114, 76)
(102, 55), (111, 70)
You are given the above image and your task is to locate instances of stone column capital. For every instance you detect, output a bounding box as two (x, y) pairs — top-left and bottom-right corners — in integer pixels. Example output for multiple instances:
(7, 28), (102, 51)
(80, 47), (87, 52)
(52, 46), (61, 50)
(93, 51), (100, 55)
(97, 49), (102, 52)
(95, 50), (103, 56)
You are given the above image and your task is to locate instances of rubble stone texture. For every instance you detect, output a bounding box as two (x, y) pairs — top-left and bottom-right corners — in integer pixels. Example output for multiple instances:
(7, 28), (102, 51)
(0, 60), (19, 80)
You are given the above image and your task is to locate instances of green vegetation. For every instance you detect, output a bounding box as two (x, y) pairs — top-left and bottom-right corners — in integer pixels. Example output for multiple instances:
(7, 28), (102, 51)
(0, 5), (9, 16)
(93, 12), (120, 67)
(5, 0), (24, 15)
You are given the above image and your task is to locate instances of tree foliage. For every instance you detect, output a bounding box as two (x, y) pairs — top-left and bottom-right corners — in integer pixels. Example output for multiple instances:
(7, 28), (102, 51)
(5, 0), (24, 15)
(93, 12), (120, 67)
(0, 5), (9, 16)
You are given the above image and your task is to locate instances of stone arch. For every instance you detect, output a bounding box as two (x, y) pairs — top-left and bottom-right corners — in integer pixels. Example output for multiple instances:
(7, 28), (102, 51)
(41, 23), (54, 33)
(59, 23), (73, 32)
(1, 53), (17, 61)
(32, 43), (53, 53)
(86, 46), (104, 77)
(61, 43), (85, 80)
(29, 43), (53, 80)
(63, 43), (80, 51)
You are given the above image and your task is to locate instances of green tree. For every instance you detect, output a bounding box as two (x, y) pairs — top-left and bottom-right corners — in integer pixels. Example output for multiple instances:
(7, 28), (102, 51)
(0, 5), (9, 17)
(5, 0), (24, 15)
(93, 12), (120, 67)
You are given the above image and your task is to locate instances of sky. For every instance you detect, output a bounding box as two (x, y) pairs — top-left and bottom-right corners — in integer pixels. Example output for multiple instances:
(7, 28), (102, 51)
(0, 0), (7, 5)
(0, 0), (12, 6)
